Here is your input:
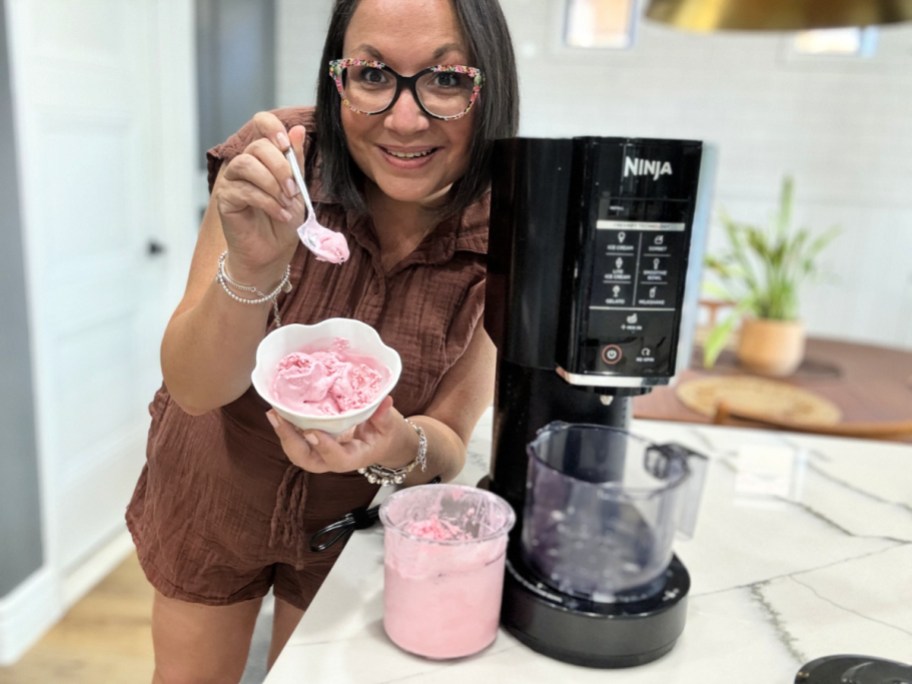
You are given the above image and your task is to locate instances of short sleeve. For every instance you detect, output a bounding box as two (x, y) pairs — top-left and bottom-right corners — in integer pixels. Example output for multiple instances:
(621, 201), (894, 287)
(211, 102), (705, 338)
(205, 107), (318, 193)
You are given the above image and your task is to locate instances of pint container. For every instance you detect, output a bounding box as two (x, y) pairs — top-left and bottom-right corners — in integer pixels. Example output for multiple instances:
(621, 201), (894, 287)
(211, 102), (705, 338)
(379, 483), (516, 659)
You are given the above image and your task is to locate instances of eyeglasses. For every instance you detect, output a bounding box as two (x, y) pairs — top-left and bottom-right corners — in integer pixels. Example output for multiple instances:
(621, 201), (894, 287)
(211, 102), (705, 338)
(328, 58), (484, 121)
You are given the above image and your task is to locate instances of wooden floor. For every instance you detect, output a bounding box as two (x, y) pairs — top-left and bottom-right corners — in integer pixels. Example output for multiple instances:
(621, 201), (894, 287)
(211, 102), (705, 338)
(0, 552), (155, 684)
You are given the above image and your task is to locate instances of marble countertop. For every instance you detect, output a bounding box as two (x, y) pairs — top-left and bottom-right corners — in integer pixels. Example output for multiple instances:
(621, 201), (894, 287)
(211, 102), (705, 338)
(264, 409), (912, 684)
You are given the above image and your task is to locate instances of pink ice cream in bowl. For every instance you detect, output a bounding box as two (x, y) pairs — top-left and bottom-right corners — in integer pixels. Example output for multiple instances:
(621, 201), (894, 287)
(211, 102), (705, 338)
(251, 318), (402, 436)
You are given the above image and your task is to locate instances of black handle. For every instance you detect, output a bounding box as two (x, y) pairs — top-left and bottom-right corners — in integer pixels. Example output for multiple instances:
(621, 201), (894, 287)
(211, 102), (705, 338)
(308, 476), (443, 552)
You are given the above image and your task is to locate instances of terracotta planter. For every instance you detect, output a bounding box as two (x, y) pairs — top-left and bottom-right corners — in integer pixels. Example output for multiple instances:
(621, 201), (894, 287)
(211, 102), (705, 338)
(736, 318), (806, 377)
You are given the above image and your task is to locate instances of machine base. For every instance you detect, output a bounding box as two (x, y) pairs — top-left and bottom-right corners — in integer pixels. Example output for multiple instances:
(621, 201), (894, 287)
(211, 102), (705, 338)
(501, 553), (690, 668)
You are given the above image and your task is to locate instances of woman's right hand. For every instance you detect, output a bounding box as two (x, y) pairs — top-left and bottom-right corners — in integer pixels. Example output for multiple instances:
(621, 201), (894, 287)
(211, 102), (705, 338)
(212, 111), (307, 288)
(159, 111), (315, 414)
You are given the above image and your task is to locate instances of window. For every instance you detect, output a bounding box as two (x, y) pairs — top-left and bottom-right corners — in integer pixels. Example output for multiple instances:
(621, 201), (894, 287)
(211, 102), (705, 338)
(791, 27), (878, 57)
(564, 0), (637, 49)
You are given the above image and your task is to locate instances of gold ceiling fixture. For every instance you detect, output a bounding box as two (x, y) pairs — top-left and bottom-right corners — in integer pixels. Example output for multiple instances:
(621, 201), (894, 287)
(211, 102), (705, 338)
(644, 0), (912, 31)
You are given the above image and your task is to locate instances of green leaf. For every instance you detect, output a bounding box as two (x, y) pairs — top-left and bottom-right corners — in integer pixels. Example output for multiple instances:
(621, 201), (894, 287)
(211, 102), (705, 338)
(702, 299), (754, 368)
(775, 175), (794, 240)
(702, 313), (738, 368)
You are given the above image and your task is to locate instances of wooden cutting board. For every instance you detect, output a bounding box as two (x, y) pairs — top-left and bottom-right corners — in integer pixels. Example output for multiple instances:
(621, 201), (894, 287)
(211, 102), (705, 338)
(675, 375), (842, 426)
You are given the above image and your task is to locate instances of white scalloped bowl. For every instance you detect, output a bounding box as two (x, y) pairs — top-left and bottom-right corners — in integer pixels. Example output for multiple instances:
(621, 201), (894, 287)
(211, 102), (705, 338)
(251, 318), (402, 436)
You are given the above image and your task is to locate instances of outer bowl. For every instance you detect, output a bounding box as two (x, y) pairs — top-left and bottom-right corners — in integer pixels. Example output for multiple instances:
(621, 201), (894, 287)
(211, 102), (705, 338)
(251, 318), (402, 436)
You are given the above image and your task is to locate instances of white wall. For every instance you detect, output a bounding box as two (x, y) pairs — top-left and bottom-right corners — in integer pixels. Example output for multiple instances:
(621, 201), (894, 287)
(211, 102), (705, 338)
(276, 0), (912, 348)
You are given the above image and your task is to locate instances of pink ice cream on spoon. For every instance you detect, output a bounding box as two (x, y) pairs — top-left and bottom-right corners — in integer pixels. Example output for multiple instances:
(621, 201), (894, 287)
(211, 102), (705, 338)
(302, 227), (349, 265)
(285, 147), (350, 264)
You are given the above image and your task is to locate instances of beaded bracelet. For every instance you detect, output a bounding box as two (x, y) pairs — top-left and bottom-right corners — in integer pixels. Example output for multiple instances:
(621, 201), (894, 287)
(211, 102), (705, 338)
(358, 419), (428, 486)
(215, 251), (292, 327)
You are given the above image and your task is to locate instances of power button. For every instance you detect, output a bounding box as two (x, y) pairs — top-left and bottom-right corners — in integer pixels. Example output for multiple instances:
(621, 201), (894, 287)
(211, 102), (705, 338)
(601, 344), (623, 365)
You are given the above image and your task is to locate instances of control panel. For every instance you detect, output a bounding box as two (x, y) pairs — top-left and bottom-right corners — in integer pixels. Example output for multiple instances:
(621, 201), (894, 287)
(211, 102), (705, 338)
(556, 138), (705, 388)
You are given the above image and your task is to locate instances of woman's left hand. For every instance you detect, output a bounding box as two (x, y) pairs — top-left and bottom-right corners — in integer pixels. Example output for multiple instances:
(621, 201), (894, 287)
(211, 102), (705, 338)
(267, 397), (408, 474)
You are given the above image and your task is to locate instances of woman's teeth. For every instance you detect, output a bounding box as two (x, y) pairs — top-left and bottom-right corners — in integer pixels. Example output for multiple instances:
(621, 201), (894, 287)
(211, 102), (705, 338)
(386, 149), (434, 159)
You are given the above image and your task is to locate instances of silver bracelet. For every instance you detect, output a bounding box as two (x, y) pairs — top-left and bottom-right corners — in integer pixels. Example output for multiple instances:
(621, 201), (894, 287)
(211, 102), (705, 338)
(215, 251), (292, 327)
(357, 419), (428, 486)
(357, 462), (415, 486)
(405, 419), (428, 473)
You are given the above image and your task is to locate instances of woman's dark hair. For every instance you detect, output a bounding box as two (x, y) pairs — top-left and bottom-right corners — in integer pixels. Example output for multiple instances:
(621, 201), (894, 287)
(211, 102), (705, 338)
(313, 0), (520, 218)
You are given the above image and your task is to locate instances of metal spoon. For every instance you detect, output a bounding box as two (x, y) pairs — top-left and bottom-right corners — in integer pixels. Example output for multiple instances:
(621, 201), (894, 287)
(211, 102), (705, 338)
(284, 147), (350, 264)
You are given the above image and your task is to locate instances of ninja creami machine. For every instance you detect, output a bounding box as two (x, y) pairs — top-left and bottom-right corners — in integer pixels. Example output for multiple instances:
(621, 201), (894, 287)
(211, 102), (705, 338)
(483, 136), (715, 667)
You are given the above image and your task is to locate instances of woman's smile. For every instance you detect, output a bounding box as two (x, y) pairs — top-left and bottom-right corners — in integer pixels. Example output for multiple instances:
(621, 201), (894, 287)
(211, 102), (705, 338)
(378, 144), (441, 166)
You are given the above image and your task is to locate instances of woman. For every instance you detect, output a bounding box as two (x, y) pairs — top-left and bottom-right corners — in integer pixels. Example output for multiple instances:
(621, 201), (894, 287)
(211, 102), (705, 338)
(126, 0), (519, 681)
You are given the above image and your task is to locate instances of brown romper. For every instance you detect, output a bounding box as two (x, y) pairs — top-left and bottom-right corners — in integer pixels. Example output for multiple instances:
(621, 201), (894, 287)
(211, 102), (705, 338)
(125, 107), (490, 611)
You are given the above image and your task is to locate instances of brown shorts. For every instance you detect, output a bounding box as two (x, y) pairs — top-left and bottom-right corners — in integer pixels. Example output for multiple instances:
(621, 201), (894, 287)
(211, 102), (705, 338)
(126, 386), (380, 611)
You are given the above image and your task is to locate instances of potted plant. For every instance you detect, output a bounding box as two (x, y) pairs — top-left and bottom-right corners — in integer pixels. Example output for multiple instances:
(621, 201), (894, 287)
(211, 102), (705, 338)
(701, 176), (840, 376)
